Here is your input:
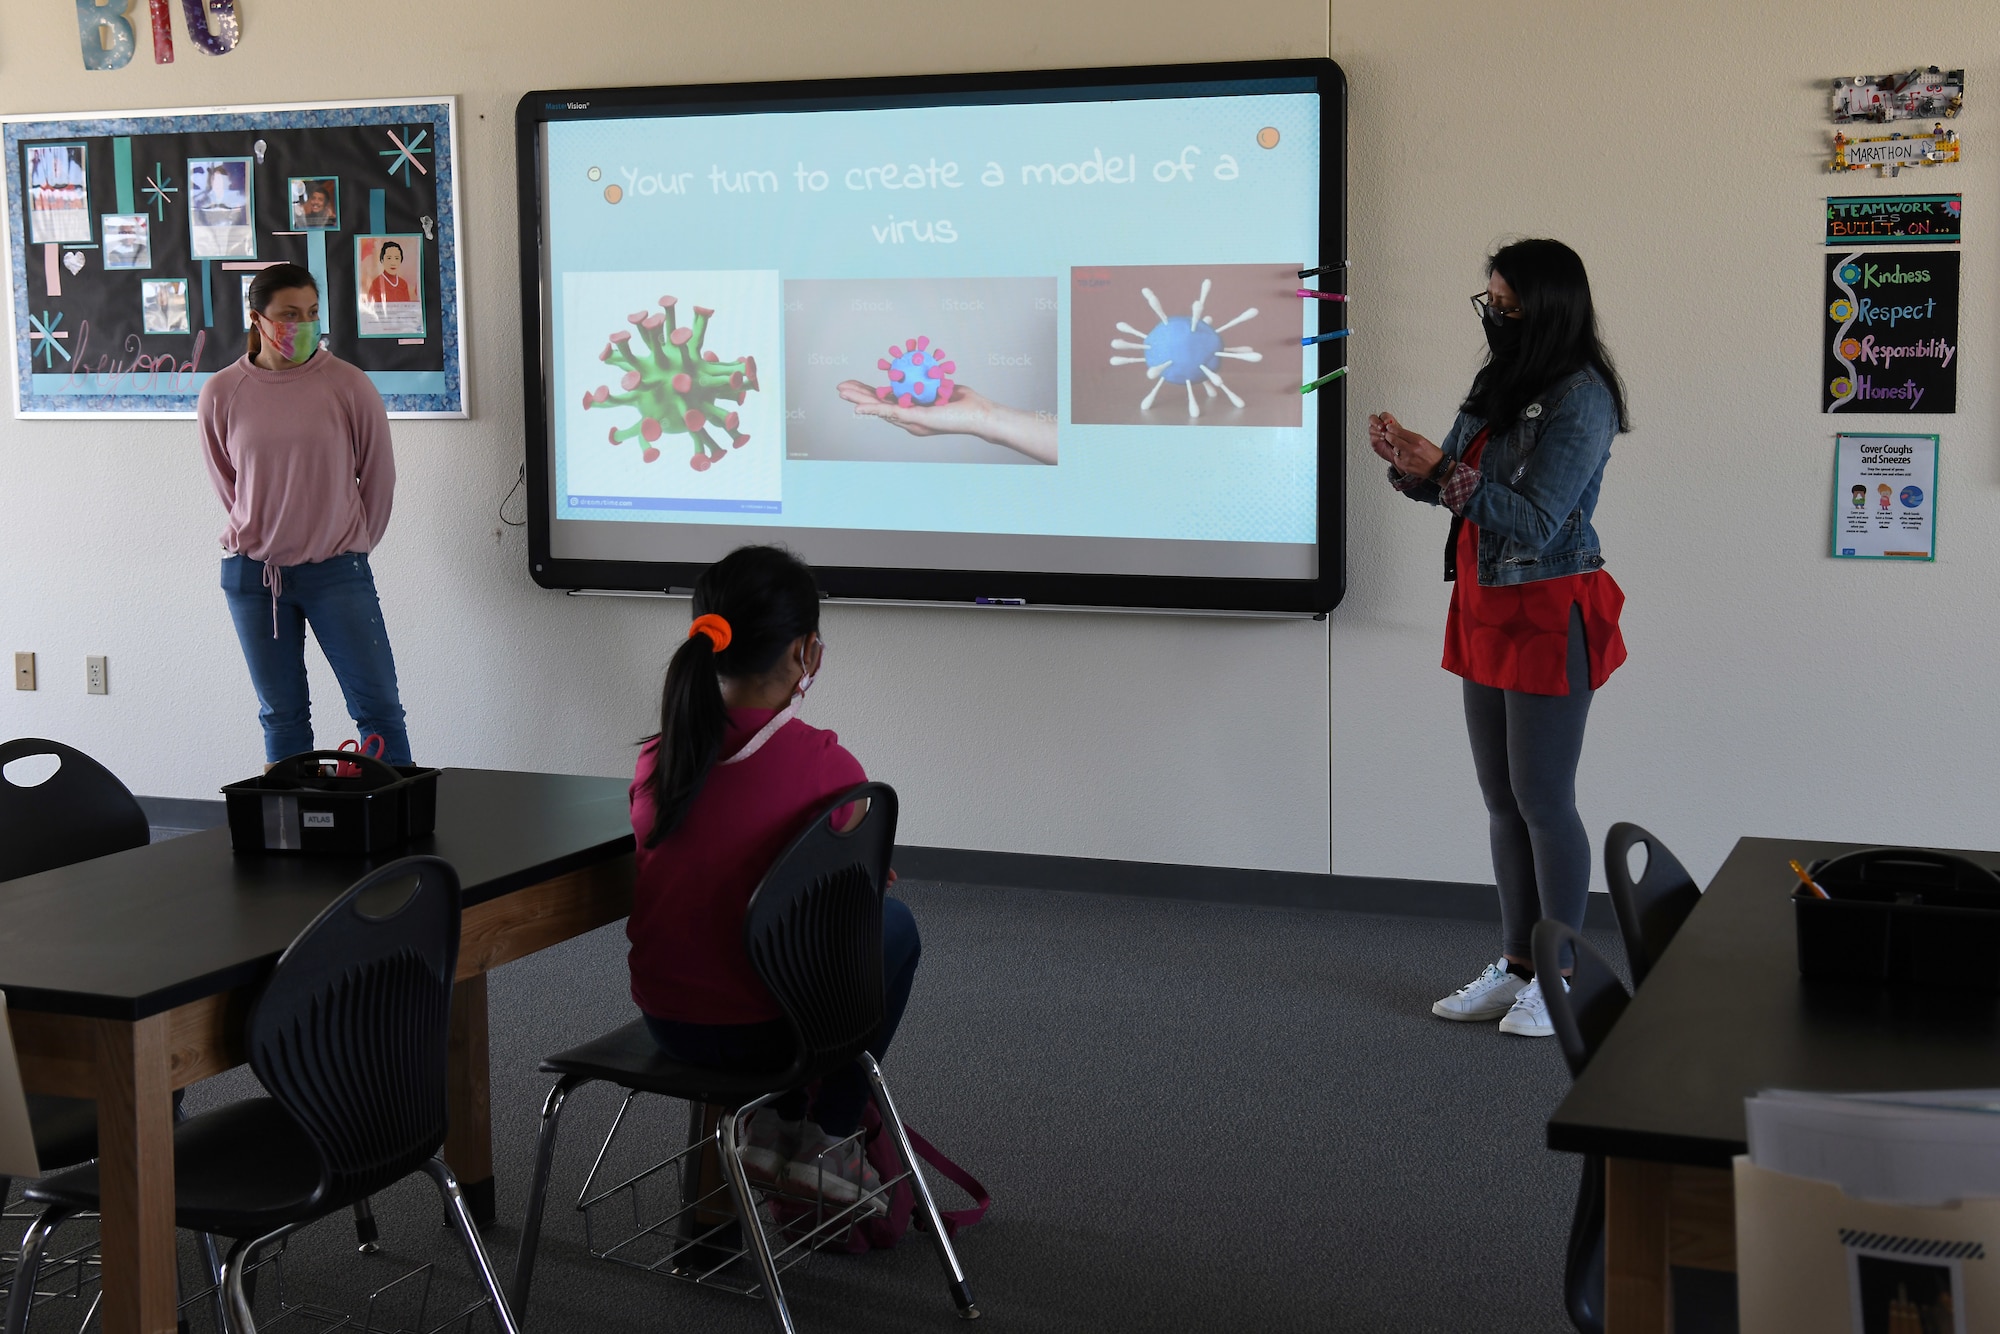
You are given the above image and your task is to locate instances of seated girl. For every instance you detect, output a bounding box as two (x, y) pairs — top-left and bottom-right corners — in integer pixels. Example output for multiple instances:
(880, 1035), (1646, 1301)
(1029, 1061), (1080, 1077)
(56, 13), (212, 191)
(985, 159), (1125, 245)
(628, 544), (920, 1209)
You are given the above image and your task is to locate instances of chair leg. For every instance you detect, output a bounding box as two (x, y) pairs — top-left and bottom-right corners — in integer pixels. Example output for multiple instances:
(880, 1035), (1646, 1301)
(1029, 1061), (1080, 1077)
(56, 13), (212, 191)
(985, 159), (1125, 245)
(220, 1228), (293, 1334)
(351, 1198), (379, 1254)
(3, 1205), (75, 1334)
(508, 1075), (579, 1317)
(860, 1053), (979, 1319)
(197, 1230), (232, 1334)
(421, 1158), (522, 1334)
(716, 1107), (795, 1334)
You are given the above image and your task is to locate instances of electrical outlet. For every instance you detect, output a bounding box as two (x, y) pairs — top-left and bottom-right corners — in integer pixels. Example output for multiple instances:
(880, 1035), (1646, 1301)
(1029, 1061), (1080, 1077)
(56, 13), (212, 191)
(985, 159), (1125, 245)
(85, 655), (107, 696)
(12, 653), (33, 691)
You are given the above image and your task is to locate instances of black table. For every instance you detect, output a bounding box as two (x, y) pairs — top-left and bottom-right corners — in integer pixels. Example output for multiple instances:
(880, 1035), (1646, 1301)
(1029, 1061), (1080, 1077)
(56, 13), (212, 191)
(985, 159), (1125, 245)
(0, 769), (636, 1334)
(1547, 835), (2000, 1332)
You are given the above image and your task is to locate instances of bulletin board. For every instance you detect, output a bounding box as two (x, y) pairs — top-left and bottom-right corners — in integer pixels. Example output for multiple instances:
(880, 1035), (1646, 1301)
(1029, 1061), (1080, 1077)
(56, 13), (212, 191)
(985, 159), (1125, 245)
(2, 98), (464, 418)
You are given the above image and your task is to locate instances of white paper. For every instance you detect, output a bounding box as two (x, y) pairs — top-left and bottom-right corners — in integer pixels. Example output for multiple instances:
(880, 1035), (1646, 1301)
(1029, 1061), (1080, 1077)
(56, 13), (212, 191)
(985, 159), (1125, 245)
(1747, 1088), (2000, 1206)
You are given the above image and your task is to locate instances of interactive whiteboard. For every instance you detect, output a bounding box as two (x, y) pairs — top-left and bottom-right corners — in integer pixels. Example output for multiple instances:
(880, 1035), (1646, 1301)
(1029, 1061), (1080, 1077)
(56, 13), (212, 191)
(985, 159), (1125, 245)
(518, 60), (1344, 612)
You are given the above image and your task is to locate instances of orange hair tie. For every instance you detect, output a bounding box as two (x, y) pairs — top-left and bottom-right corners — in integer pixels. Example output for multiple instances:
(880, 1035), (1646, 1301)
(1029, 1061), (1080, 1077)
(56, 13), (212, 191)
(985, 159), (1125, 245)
(687, 613), (732, 651)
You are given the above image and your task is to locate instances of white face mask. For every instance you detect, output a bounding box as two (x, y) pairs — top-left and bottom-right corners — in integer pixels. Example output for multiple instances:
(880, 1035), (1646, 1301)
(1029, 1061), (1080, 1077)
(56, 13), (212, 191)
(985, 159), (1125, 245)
(793, 634), (823, 699)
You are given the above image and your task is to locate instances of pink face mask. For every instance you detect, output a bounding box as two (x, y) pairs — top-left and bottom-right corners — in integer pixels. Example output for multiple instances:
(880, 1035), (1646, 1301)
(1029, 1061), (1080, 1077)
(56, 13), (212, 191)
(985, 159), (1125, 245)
(793, 635), (824, 699)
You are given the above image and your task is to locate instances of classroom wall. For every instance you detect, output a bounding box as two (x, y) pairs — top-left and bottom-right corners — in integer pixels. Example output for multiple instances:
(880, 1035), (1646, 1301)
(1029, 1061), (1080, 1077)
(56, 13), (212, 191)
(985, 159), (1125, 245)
(1, 0), (1994, 891)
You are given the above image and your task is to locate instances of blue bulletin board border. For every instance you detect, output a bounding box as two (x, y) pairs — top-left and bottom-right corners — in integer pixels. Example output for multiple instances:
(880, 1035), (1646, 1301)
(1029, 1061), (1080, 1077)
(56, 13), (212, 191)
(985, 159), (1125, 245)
(1831, 432), (1938, 562)
(3, 98), (465, 418)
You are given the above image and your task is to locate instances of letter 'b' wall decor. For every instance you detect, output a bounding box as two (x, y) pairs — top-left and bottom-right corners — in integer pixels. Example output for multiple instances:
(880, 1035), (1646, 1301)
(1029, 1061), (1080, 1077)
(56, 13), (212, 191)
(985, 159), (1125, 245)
(3, 98), (465, 417)
(76, 0), (242, 70)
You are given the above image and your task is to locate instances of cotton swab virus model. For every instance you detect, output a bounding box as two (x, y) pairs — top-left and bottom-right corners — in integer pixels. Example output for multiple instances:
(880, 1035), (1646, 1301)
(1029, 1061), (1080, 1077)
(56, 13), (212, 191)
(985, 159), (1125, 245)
(583, 296), (760, 471)
(874, 336), (956, 407)
(1109, 279), (1261, 419)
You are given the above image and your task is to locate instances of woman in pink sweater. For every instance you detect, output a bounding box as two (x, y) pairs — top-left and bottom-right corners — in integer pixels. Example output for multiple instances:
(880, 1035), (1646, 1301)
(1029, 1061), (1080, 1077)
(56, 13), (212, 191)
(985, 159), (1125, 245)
(199, 263), (412, 764)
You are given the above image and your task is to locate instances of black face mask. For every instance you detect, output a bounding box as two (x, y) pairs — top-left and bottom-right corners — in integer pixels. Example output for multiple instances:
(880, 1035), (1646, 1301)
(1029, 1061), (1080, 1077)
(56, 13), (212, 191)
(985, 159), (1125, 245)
(1483, 312), (1524, 358)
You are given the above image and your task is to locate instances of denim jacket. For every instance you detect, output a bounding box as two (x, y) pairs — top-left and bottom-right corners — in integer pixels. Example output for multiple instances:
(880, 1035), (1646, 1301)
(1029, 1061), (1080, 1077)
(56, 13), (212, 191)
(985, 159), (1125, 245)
(1394, 367), (1619, 587)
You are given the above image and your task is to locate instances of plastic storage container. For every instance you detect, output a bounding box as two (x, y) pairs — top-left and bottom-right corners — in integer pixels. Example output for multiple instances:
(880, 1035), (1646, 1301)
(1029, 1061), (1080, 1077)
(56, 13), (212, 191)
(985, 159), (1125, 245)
(1794, 847), (2000, 991)
(222, 750), (439, 855)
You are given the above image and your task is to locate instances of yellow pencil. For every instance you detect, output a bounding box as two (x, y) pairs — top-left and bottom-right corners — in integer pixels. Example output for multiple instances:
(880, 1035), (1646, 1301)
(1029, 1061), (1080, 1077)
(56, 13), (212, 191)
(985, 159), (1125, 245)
(1789, 859), (1831, 900)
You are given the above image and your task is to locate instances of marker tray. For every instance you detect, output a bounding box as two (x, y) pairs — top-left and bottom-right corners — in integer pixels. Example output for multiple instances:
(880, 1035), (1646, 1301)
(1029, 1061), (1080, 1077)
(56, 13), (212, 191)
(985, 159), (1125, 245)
(1794, 847), (2000, 991)
(222, 750), (439, 855)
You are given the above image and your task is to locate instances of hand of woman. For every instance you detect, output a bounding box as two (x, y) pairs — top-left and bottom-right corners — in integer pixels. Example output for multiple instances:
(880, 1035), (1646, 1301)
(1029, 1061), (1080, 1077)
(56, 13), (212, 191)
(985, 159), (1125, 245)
(1368, 412), (1444, 478)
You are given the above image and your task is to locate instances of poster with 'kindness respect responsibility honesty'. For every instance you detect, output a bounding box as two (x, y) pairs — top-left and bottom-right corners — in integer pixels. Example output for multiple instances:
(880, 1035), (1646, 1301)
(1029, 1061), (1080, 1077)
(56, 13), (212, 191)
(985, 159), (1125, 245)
(1824, 251), (1958, 414)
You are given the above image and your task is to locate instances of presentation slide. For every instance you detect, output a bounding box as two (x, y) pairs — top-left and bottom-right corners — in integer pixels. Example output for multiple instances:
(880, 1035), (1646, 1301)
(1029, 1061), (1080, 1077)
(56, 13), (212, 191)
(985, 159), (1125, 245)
(532, 73), (1331, 587)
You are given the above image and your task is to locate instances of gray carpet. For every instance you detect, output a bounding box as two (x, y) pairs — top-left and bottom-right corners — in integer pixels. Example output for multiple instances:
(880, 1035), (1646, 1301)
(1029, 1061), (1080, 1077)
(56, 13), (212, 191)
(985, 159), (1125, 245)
(29, 881), (1663, 1333)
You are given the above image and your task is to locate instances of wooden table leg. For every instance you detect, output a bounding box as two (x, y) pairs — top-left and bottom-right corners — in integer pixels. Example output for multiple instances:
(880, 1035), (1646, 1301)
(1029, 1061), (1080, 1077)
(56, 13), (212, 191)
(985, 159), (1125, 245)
(1605, 1157), (1674, 1333)
(446, 973), (495, 1225)
(93, 1013), (178, 1334)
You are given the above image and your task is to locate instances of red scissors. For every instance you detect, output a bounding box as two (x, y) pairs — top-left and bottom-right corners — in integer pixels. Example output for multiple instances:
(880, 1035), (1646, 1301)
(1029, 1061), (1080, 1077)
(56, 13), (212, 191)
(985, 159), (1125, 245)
(333, 733), (386, 778)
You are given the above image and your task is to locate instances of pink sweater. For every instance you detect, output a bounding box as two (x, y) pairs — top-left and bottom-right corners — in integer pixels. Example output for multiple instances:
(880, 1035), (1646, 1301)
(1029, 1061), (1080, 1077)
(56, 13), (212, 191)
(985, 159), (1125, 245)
(198, 352), (395, 567)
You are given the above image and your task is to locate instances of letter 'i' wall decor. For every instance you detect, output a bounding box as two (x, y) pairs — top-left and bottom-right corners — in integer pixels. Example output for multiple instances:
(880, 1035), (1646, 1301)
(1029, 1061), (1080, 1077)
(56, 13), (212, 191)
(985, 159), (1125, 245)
(75, 0), (242, 70)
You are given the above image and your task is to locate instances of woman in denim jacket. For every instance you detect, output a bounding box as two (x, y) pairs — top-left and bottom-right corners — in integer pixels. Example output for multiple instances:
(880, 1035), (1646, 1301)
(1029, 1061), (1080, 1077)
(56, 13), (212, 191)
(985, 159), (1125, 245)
(1370, 238), (1629, 1039)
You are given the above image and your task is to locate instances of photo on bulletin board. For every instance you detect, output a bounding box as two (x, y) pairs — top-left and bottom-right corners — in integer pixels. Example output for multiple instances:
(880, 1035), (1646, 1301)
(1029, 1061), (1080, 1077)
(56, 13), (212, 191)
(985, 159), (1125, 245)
(2, 98), (464, 417)
(186, 157), (255, 259)
(355, 234), (424, 338)
(1832, 432), (1936, 560)
(289, 176), (339, 231)
(140, 278), (190, 335)
(101, 214), (150, 270)
(26, 143), (90, 245)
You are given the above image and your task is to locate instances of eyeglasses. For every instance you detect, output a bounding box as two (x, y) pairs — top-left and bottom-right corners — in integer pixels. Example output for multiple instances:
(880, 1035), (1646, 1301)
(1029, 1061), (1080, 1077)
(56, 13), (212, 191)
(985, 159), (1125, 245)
(1469, 291), (1524, 324)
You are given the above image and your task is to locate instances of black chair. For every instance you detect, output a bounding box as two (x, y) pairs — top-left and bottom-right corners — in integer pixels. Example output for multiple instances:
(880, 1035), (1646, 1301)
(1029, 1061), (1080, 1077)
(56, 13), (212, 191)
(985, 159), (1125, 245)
(0, 738), (149, 884)
(2, 856), (519, 1334)
(0, 738), (381, 1265)
(1602, 823), (1701, 989)
(512, 783), (976, 1334)
(1533, 920), (1633, 1334)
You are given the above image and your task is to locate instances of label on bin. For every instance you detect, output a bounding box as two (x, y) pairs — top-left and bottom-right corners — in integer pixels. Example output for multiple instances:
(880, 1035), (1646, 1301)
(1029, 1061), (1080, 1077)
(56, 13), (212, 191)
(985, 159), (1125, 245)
(302, 811), (335, 828)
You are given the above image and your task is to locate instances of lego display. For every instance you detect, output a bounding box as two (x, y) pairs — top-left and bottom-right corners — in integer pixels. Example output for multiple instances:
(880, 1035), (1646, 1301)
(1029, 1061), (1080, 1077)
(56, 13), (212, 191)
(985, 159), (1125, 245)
(1829, 127), (1959, 177)
(1830, 69), (1963, 125)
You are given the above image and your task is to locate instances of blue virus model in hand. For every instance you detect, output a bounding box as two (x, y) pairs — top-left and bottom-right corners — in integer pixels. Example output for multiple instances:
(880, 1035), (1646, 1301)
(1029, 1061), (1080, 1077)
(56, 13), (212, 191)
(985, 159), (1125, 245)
(1108, 279), (1261, 418)
(874, 335), (956, 407)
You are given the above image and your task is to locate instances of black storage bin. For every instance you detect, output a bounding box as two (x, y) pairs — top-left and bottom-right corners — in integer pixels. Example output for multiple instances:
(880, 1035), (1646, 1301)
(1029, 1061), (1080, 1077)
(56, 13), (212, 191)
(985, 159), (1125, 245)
(222, 750), (439, 855)
(1794, 847), (2000, 991)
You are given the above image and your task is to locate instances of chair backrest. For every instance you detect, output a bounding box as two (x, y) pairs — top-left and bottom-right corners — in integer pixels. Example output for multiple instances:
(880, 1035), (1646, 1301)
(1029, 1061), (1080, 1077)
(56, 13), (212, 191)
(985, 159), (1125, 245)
(246, 855), (461, 1206)
(743, 783), (898, 1089)
(1531, 920), (1631, 1082)
(1601, 822), (1700, 989)
(0, 738), (150, 882)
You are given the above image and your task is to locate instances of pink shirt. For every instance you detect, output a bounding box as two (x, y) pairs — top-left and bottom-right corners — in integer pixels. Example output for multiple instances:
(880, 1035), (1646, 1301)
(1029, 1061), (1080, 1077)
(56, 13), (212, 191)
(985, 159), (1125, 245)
(628, 708), (867, 1025)
(198, 352), (395, 567)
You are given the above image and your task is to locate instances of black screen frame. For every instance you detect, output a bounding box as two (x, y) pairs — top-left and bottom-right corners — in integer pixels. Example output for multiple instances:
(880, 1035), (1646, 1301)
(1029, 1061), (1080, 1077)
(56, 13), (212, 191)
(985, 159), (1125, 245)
(517, 58), (1346, 614)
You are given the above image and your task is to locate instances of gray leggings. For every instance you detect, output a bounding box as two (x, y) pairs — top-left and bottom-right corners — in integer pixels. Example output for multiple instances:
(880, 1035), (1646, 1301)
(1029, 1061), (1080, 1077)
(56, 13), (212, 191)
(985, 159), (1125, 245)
(1462, 606), (1594, 962)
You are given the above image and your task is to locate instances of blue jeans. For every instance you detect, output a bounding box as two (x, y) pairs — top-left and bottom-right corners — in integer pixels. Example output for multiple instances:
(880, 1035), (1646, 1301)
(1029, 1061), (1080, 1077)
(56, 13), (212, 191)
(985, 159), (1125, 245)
(644, 896), (921, 1137)
(221, 552), (411, 765)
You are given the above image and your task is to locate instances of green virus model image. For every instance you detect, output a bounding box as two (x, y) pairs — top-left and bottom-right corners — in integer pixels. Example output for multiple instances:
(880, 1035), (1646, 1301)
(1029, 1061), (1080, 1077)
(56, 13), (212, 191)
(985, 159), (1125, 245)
(583, 296), (760, 470)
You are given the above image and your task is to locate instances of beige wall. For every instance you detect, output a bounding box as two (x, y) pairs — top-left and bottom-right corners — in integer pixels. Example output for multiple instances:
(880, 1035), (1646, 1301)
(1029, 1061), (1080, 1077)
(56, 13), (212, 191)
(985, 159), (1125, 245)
(2, 1), (1996, 889)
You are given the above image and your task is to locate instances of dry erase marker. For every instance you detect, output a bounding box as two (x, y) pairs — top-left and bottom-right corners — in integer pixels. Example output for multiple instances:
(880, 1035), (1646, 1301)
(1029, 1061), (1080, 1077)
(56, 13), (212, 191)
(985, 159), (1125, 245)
(1297, 262), (1349, 279)
(1297, 289), (1351, 302)
(975, 597), (1026, 607)
(1300, 367), (1348, 394)
(1301, 329), (1352, 346)
(1789, 859), (1831, 900)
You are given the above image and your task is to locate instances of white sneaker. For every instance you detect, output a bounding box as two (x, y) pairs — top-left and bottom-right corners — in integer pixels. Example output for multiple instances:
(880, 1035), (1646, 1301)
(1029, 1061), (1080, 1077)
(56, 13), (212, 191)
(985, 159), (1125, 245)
(1498, 976), (1561, 1038)
(736, 1107), (798, 1187)
(783, 1122), (888, 1217)
(1432, 958), (1527, 1021)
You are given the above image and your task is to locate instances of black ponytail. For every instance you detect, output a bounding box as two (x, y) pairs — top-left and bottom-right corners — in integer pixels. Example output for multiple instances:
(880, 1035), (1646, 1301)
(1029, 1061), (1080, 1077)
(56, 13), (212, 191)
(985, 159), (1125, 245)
(645, 545), (821, 844)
